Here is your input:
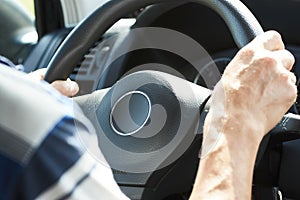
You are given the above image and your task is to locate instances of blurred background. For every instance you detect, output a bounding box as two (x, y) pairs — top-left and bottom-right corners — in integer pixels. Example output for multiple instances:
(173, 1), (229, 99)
(18, 0), (35, 16)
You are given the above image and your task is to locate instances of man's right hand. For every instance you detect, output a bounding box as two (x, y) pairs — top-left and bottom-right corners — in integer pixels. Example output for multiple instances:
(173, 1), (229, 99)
(211, 30), (297, 140)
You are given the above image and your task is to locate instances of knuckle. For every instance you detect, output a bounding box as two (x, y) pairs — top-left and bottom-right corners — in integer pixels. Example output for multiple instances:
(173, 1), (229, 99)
(255, 55), (277, 67)
(236, 48), (255, 63)
(282, 50), (295, 68)
(239, 48), (255, 57)
(277, 73), (297, 102)
(267, 30), (282, 41)
(263, 30), (284, 50)
(285, 49), (295, 60)
(279, 72), (290, 81)
(280, 72), (296, 84)
(289, 72), (297, 84)
(287, 85), (297, 102)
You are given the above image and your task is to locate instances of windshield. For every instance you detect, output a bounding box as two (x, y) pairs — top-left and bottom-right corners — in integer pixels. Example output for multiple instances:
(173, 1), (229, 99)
(60, 0), (110, 27)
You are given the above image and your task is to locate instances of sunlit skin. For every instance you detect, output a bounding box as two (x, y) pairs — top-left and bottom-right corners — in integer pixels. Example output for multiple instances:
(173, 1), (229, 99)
(190, 31), (297, 200)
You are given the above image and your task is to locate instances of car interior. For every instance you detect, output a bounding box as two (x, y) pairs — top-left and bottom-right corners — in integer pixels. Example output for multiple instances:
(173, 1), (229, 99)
(3, 0), (300, 199)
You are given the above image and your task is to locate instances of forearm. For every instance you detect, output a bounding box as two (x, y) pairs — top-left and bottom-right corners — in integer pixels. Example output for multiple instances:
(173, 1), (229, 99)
(190, 110), (263, 200)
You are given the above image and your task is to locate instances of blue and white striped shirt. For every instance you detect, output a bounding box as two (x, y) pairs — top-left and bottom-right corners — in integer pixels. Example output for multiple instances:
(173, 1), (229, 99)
(0, 64), (129, 200)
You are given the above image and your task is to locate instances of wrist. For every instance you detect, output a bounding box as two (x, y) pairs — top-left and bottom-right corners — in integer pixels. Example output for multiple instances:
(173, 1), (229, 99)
(196, 108), (263, 200)
(204, 108), (265, 153)
(224, 112), (264, 145)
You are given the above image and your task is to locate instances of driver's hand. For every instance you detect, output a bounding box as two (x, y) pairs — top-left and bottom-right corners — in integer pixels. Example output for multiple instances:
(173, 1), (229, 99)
(211, 30), (297, 140)
(27, 68), (79, 97)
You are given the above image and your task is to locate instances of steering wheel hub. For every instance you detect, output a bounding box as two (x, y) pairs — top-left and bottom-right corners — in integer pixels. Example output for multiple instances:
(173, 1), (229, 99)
(110, 91), (152, 136)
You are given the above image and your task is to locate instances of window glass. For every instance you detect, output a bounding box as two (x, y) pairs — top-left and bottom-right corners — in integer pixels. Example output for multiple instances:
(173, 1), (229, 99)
(17, 0), (35, 18)
(61, 0), (108, 27)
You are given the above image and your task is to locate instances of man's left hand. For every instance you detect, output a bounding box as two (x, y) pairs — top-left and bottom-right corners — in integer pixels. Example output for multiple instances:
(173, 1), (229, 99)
(27, 68), (79, 97)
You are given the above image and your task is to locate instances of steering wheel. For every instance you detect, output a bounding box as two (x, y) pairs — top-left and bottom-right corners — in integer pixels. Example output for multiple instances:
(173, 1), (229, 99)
(44, 0), (264, 82)
(43, 0), (300, 199)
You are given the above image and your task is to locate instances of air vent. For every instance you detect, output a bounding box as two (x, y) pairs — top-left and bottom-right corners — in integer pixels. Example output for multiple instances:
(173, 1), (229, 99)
(70, 19), (136, 81)
(70, 46), (99, 80)
(69, 36), (117, 95)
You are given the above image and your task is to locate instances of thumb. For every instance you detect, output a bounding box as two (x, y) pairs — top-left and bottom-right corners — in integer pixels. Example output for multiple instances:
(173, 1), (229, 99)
(51, 79), (79, 97)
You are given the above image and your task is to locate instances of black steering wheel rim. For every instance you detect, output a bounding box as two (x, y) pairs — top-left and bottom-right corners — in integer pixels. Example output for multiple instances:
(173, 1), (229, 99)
(44, 0), (263, 83)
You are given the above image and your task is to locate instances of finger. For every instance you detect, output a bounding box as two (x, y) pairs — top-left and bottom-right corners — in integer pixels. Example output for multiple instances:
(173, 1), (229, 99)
(248, 30), (285, 51)
(273, 49), (295, 71)
(279, 71), (297, 101)
(282, 71), (297, 85)
(27, 68), (47, 81)
(262, 31), (285, 51)
(51, 80), (79, 97)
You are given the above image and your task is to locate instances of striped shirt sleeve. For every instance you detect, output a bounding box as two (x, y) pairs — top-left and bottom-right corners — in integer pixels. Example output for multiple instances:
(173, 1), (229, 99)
(0, 55), (24, 71)
(0, 66), (129, 200)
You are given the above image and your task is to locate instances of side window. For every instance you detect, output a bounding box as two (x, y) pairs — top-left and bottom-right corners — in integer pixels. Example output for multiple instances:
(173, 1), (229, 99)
(0, 0), (37, 64)
(18, 0), (35, 18)
(60, 0), (107, 27)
